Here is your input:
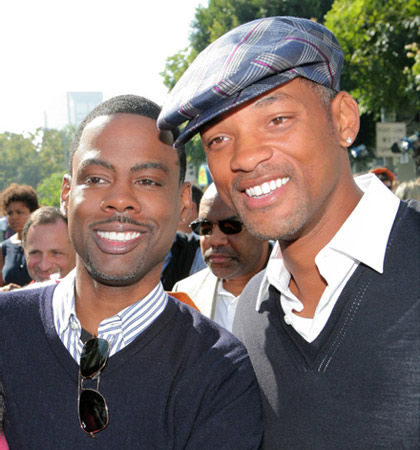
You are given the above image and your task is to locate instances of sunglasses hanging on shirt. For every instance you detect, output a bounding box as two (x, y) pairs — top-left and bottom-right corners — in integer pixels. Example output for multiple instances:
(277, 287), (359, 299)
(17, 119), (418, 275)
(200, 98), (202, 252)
(78, 337), (110, 438)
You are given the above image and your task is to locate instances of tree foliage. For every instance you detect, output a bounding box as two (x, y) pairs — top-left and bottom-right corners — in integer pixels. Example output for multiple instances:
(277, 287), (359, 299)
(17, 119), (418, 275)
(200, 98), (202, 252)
(36, 171), (66, 207)
(325, 0), (420, 121)
(0, 126), (74, 203)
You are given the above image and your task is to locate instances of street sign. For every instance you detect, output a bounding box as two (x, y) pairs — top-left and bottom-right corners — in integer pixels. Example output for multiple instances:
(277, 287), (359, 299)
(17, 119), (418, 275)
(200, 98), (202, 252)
(376, 122), (406, 157)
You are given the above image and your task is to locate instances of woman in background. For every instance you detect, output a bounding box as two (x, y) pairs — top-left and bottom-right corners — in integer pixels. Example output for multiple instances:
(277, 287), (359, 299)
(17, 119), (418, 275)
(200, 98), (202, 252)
(0, 183), (39, 290)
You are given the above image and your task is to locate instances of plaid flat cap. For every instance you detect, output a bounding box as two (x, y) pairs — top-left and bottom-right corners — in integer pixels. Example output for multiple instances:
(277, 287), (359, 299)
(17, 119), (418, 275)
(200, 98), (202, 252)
(158, 16), (344, 148)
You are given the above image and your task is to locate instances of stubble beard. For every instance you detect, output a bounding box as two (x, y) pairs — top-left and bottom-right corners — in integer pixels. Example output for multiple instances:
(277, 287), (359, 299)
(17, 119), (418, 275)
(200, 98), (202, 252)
(236, 199), (311, 243)
(82, 247), (155, 287)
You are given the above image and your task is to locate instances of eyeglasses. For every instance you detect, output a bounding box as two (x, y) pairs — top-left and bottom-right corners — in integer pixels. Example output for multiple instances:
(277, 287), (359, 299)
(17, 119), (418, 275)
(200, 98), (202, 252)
(78, 337), (110, 438)
(189, 218), (243, 236)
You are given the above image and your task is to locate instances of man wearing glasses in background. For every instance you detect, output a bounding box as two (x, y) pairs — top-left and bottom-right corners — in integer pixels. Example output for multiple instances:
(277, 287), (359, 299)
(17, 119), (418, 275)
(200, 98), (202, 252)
(0, 95), (262, 449)
(173, 183), (271, 332)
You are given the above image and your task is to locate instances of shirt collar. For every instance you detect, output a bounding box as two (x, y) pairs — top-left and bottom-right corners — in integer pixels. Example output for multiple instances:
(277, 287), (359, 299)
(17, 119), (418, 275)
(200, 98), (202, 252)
(256, 174), (400, 311)
(325, 173), (400, 273)
(53, 269), (167, 345)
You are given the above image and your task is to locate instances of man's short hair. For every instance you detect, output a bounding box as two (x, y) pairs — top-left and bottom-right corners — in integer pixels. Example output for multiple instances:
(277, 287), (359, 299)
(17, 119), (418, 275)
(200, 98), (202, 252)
(22, 206), (67, 248)
(69, 94), (186, 183)
(192, 185), (204, 208)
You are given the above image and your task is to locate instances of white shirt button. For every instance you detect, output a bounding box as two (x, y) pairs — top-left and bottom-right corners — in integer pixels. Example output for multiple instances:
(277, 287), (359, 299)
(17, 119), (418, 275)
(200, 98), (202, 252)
(284, 315), (291, 325)
(70, 320), (78, 330)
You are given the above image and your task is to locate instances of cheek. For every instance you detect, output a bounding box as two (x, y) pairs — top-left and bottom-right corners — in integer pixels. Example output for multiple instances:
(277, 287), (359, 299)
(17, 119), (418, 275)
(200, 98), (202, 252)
(26, 256), (40, 267)
(200, 239), (208, 254)
(207, 153), (231, 185)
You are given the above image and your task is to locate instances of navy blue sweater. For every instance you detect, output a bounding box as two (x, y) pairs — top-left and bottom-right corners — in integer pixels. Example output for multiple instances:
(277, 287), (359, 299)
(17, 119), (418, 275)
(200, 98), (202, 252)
(0, 287), (262, 449)
(234, 200), (420, 449)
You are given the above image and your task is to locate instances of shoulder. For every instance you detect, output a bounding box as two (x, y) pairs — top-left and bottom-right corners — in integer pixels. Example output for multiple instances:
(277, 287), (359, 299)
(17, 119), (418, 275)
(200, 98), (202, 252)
(166, 295), (249, 362)
(241, 269), (267, 298)
(172, 231), (200, 248)
(173, 268), (214, 291)
(1, 238), (11, 252)
(405, 199), (420, 215)
(0, 284), (56, 319)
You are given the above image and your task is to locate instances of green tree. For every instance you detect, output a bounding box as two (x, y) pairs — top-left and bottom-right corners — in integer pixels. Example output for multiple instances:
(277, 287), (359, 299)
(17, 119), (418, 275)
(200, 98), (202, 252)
(0, 125), (74, 194)
(36, 171), (66, 207)
(0, 132), (40, 190)
(325, 0), (420, 120)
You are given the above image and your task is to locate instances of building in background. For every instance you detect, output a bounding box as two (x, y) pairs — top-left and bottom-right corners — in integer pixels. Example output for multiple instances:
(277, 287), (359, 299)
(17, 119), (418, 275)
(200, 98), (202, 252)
(67, 92), (103, 127)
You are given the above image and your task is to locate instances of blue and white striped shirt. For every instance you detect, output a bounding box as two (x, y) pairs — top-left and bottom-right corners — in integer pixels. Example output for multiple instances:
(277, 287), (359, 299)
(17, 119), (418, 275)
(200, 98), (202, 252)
(52, 270), (168, 363)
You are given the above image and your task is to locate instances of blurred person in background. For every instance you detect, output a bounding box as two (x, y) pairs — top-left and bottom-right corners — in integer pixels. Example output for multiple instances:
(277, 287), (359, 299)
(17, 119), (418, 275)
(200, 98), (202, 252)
(22, 206), (76, 283)
(173, 183), (271, 332)
(369, 166), (396, 190)
(0, 183), (39, 291)
(394, 180), (420, 201)
(177, 184), (203, 234)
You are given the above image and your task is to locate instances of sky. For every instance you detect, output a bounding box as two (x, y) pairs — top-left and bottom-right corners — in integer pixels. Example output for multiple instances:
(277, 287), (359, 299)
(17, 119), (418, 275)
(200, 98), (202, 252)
(0, 0), (206, 134)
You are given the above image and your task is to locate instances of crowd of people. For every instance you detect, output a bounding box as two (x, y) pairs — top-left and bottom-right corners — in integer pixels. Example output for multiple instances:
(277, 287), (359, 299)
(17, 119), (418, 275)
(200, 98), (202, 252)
(1, 15), (420, 450)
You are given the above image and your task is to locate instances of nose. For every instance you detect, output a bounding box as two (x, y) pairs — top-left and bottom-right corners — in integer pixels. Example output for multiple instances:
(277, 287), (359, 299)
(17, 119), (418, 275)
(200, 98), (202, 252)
(206, 224), (229, 247)
(100, 182), (141, 214)
(38, 254), (53, 271)
(230, 134), (273, 173)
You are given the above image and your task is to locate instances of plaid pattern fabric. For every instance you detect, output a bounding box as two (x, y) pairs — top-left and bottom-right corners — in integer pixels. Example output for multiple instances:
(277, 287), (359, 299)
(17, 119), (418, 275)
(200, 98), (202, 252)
(158, 16), (344, 148)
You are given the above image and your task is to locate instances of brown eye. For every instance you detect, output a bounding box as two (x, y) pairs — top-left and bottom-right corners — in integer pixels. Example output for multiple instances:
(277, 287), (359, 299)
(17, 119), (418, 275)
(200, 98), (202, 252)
(208, 136), (227, 147)
(271, 116), (287, 125)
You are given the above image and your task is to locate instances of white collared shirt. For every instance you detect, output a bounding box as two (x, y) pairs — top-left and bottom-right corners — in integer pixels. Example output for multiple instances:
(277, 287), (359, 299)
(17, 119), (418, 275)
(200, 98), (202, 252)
(255, 174), (401, 342)
(53, 269), (168, 363)
(214, 280), (239, 332)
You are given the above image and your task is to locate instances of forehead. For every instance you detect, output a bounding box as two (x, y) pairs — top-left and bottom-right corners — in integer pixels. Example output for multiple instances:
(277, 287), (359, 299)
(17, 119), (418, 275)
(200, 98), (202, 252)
(199, 195), (237, 219)
(202, 78), (316, 131)
(6, 201), (28, 210)
(74, 113), (178, 169)
(26, 221), (69, 246)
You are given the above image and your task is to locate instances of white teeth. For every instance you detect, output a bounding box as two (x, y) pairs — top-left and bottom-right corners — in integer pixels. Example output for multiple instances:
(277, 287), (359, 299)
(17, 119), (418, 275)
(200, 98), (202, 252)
(245, 177), (290, 198)
(97, 231), (141, 242)
(262, 182), (271, 194)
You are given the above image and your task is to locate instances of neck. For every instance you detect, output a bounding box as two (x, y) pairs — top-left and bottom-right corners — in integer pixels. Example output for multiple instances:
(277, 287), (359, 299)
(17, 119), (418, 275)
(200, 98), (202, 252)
(74, 266), (161, 335)
(280, 181), (363, 317)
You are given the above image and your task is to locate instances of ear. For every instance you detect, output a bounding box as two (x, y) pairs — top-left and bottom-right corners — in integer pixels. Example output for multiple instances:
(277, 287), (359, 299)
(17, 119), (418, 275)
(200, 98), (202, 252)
(331, 91), (360, 148)
(179, 182), (192, 224)
(60, 174), (71, 217)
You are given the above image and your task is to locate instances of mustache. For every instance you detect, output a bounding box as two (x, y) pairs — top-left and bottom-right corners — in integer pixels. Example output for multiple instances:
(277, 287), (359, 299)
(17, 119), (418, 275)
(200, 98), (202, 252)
(203, 248), (238, 259)
(90, 214), (152, 229)
(232, 164), (295, 191)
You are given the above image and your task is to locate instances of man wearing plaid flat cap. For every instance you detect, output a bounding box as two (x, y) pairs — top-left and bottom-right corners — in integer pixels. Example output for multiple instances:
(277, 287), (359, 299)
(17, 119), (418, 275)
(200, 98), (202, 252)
(159, 16), (420, 449)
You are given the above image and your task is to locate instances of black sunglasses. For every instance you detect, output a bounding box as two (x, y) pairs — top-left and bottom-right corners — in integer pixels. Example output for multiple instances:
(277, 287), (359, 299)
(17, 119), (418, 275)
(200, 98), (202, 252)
(78, 337), (110, 438)
(189, 219), (243, 236)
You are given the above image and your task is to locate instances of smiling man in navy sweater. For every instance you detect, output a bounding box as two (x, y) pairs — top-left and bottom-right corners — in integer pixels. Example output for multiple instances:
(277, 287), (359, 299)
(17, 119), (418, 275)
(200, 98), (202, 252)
(0, 95), (262, 449)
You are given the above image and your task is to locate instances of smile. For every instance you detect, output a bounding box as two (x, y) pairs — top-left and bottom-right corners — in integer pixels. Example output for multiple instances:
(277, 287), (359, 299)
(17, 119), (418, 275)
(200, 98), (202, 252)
(245, 177), (290, 198)
(96, 231), (141, 242)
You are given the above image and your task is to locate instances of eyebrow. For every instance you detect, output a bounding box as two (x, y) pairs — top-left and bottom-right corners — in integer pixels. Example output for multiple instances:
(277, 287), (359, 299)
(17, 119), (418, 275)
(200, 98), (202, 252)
(79, 158), (169, 175)
(251, 92), (294, 109)
(201, 92), (295, 134)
